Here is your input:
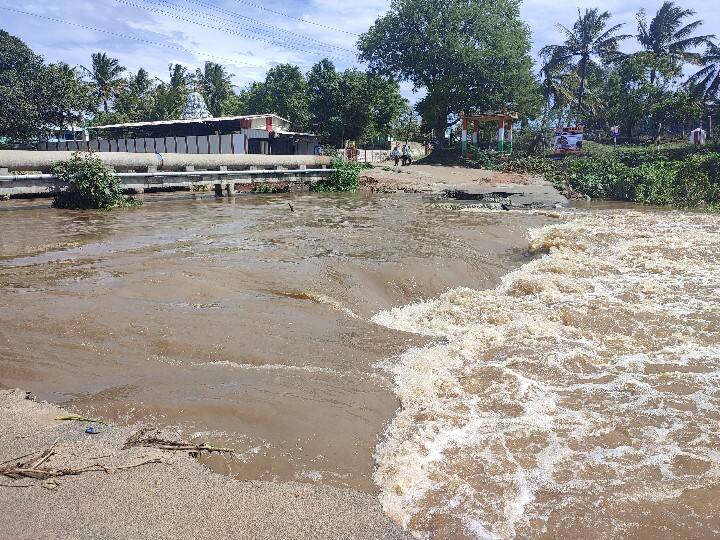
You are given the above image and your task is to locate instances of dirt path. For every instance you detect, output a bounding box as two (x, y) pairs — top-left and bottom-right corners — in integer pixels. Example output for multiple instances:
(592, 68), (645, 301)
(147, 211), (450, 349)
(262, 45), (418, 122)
(360, 164), (537, 193)
(360, 164), (568, 209)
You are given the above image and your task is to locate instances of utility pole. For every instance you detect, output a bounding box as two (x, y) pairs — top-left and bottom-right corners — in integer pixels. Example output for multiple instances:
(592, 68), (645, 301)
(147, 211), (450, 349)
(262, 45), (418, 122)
(709, 115), (713, 139)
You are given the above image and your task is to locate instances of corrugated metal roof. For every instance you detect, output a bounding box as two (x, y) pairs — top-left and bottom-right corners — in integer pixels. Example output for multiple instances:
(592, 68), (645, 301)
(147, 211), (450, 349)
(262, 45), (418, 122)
(88, 114), (290, 130)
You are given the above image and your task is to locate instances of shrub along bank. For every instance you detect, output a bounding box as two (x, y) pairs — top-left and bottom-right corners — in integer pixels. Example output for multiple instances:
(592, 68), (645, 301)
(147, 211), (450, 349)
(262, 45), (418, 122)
(498, 145), (720, 209)
(313, 158), (371, 193)
(52, 152), (140, 210)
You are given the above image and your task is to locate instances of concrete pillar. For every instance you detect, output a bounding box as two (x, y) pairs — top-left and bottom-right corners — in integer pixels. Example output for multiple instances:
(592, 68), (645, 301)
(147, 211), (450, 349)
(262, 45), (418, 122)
(508, 122), (514, 154)
(225, 182), (236, 196)
(184, 165), (195, 172)
(0, 168), (9, 176)
(219, 166), (228, 172)
(498, 120), (505, 153)
(147, 165), (158, 173)
(461, 117), (468, 156)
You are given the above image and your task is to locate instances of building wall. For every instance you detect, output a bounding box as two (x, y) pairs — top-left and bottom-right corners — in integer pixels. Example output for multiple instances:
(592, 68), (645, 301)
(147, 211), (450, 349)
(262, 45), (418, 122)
(39, 134), (248, 155)
(38, 130), (318, 156)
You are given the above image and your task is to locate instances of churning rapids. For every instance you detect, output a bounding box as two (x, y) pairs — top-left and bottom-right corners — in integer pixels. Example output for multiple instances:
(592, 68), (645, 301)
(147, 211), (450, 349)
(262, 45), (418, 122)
(372, 209), (720, 539)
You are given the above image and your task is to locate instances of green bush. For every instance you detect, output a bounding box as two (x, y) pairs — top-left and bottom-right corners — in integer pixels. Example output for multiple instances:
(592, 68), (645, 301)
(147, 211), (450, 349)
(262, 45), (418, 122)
(313, 157), (363, 192)
(52, 152), (139, 210)
(498, 155), (557, 176)
(548, 150), (720, 208)
(461, 147), (500, 169)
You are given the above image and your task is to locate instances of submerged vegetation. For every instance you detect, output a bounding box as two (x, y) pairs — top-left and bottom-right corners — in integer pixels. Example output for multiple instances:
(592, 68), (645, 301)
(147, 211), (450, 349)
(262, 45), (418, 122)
(52, 152), (140, 210)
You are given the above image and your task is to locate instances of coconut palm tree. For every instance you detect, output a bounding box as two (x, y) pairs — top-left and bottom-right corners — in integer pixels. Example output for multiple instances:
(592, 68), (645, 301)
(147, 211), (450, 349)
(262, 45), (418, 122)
(194, 62), (234, 117)
(637, 2), (714, 85)
(82, 53), (126, 112)
(687, 42), (720, 103)
(540, 47), (580, 111)
(540, 9), (630, 114)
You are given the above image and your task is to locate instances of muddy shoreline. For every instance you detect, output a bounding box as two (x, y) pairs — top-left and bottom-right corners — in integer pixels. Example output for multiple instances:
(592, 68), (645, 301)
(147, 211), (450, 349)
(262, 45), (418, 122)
(0, 388), (409, 540)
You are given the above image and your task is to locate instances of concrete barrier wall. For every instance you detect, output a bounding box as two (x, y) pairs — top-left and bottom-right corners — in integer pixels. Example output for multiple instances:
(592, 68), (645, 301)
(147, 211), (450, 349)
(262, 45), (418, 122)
(38, 134), (253, 155)
(0, 151), (332, 173)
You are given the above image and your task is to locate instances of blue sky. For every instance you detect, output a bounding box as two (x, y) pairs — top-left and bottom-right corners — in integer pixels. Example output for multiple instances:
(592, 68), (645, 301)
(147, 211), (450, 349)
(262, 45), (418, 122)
(1, 0), (718, 103)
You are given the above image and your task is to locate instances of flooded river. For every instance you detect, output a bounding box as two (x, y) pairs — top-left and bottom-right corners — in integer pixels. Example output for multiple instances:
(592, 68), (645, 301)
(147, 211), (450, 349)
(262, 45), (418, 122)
(0, 193), (544, 494)
(1, 194), (718, 538)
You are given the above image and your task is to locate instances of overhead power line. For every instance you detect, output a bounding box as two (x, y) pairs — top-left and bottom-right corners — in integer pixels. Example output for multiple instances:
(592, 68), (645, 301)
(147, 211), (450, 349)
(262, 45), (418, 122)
(134, 0), (355, 55)
(169, 0), (358, 54)
(228, 0), (360, 37)
(113, 0), (356, 59)
(0, 6), (264, 68)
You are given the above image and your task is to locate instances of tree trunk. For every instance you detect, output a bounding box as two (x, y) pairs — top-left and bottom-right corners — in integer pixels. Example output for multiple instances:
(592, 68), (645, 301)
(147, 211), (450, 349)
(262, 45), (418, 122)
(434, 116), (446, 149)
(577, 56), (588, 117)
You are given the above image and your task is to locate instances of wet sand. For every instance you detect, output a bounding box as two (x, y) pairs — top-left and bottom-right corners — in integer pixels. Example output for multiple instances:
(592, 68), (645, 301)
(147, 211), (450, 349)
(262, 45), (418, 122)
(0, 388), (409, 540)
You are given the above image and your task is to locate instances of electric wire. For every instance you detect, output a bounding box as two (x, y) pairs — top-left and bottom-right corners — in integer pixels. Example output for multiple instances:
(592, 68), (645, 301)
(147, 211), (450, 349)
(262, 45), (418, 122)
(227, 0), (359, 36)
(121, 0), (356, 56)
(0, 6), (265, 68)
(158, 0), (357, 54)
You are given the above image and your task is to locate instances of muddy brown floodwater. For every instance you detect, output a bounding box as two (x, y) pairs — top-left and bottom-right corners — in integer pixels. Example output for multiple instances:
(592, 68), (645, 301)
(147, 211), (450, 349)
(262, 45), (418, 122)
(0, 193), (549, 494)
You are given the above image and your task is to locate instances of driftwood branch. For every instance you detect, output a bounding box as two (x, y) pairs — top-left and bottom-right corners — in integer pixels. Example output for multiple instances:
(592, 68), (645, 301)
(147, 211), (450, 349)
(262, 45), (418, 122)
(0, 440), (162, 486)
(55, 414), (108, 426)
(124, 428), (234, 455)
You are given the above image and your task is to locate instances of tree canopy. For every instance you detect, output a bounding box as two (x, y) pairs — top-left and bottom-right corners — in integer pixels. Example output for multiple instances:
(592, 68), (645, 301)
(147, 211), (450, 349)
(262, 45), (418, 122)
(0, 30), (94, 145)
(358, 0), (540, 146)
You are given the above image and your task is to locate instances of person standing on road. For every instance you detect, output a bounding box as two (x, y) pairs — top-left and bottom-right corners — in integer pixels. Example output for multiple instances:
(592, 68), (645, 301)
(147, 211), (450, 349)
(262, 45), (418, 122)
(402, 143), (411, 166)
(392, 143), (401, 166)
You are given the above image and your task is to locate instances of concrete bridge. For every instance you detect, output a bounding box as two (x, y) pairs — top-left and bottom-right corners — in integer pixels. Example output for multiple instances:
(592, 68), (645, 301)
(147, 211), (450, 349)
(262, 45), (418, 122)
(0, 151), (333, 199)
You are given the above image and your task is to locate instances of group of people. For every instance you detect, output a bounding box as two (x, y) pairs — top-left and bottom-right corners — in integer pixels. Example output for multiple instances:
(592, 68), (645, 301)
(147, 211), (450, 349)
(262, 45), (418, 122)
(392, 143), (412, 167)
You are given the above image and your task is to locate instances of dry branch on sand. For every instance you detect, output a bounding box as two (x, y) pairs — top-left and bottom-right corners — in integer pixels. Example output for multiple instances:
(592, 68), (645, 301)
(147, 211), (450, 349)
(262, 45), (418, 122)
(0, 439), (161, 487)
(124, 429), (234, 456)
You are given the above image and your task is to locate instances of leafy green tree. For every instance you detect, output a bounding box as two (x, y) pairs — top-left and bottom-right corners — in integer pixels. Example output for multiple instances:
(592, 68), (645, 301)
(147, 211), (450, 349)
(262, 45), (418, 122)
(307, 59), (343, 143)
(358, 0), (539, 147)
(112, 68), (157, 122)
(599, 53), (655, 136)
(0, 30), (45, 144)
(246, 64), (310, 129)
(392, 106), (425, 143)
(637, 2), (712, 86)
(1, 31), (93, 144)
(39, 63), (95, 135)
(336, 70), (406, 145)
(540, 9), (629, 114)
(83, 53), (126, 112)
(150, 64), (191, 120)
(194, 62), (234, 117)
(540, 47), (582, 112)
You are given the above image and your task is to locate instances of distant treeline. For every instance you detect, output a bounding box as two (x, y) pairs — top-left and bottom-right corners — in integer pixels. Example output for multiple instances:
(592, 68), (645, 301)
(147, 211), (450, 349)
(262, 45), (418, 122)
(0, 31), (413, 147)
(2, 0), (719, 150)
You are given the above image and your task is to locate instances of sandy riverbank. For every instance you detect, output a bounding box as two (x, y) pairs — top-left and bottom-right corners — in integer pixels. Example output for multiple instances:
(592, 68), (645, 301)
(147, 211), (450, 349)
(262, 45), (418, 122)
(359, 163), (537, 193)
(0, 389), (409, 540)
(359, 164), (567, 209)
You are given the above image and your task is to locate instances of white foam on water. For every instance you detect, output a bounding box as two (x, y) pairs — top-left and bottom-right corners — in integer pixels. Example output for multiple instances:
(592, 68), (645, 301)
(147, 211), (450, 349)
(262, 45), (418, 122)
(371, 209), (720, 539)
